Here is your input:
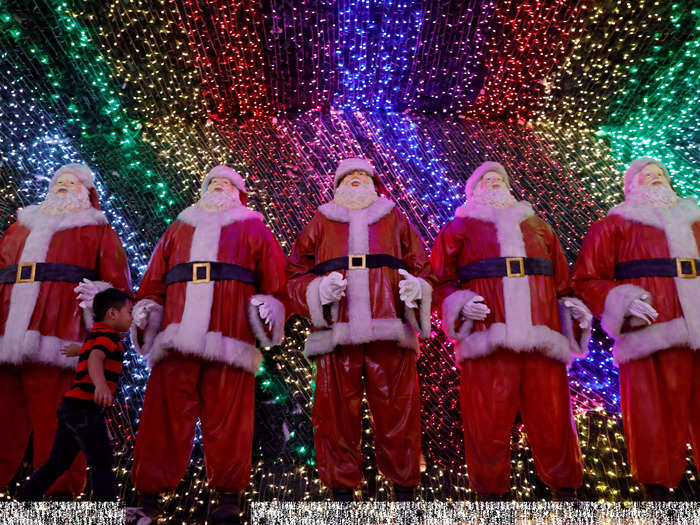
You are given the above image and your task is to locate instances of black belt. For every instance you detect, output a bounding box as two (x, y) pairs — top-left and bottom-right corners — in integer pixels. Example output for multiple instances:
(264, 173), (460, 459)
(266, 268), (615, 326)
(458, 257), (553, 282)
(165, 261), (257, 286)
(311, 254), (408, 275)
(0, 262), (97, 285)
(615, 257), (699, 280)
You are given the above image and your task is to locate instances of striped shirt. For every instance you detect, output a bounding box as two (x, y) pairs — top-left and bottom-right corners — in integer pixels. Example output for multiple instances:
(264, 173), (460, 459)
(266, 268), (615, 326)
(64, 322), (125, 402)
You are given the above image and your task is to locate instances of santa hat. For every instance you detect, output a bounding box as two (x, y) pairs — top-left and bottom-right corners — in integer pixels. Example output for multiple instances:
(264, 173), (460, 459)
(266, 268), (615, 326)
(49, 163), (100, 209)
(464, 161), (510, 200)
(201, 165), (248, 205)
(333, 157), (379, 188)
(624, 157), (670, 197)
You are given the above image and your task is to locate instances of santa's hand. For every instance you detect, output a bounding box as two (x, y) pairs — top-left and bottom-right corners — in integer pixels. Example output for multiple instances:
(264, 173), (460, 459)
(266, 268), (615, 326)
(627, 298), (658, 325)
(251, 297), (273, 327)
(563, 298), (593, 329)
(133, 301), (157, 329)
(398, 269), (422, 308)
(319, 271), (347, 305)
(74, 279), (110, 309)
(461, 295), (491, 321)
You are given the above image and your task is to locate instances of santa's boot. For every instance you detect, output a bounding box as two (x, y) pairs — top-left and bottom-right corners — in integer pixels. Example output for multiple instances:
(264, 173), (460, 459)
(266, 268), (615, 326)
(124, 492), (160, 525)
(393, 484), (416, 502)
(331, 487), (354, 502)
(551, 487), (578, 502)
(642, 484), (670, 502)
(210, 491), (243, 525)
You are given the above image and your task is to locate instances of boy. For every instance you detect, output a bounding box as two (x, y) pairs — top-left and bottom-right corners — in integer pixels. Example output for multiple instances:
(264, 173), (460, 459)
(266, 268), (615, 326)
(20, 288), (132, 501)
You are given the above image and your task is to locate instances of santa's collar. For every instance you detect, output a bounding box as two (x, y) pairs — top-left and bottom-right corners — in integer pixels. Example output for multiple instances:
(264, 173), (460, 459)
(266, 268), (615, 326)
(18, 205), (107, 232)
(454, 200), (534, 224)
(608, 197), (700, 229)
(177, 203), (262, 228)
(318, 197), (395, 224)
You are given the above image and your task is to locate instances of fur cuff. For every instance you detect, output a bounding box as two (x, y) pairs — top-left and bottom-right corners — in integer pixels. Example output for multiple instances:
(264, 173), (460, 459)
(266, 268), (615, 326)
(441, 289), (479, 341)
(79, 280), (113, 331)
(405, 278), (433, 338)
(601, 284), (650, 338)
(306, 276), (329, 328)
(558, 297), (591, 358)
(247, 294), (285, 347)
(129, 299), (163, 357)
(612, 317), (692, 364)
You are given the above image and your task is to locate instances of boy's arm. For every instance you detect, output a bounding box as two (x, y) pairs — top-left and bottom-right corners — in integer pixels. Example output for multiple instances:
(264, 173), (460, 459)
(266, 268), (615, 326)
(87, 350), (113, 407)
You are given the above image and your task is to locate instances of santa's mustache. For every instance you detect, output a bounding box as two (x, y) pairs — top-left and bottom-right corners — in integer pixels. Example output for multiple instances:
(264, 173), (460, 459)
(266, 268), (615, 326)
(40, 186), (91, 213)
(198, 188), (241, 210)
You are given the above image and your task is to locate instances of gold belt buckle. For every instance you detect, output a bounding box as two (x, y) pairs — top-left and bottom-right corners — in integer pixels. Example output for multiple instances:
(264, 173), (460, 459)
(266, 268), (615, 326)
(16, 262), (37, 283)
(192, 262), (211, 283)
(676, 258), (697, 278)
(348, 254), (367, 270)
(506, 257), (525, 278)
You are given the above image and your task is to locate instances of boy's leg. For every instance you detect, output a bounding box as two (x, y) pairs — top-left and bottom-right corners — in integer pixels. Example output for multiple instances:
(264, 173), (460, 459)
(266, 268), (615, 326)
(73, 405), (116, 501)
(19, 401), (80, 500)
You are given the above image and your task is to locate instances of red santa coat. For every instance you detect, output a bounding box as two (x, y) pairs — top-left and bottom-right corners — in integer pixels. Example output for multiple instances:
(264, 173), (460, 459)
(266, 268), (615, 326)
(571, 197), (700, 363)
(432, 201), (587, 363)
(286, 198), (432, 355)
(133, 204), (287, 374)
(0, 205), (131, 369)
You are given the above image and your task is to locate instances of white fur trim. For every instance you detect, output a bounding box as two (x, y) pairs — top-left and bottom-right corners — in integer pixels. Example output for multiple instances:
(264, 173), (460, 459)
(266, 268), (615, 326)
(147, 323), (262, 374)
(304, 319), (418, 357)
(201, 165), (246, 196)
(455, 323), (573, 364)
(0, 206), (107, 366)
(441, 289), (479, 340)
(404, 277), (433, 338)
(609, 198), (700, 350)
(80, 280), (113, 331)
(247, 294), (285, 347)
(318, 197), (394, 224)
(306, 276), (329, 328)
(600, 284), (649, 339)
(177, 204), (262, 228)
(558, 297), (591, 358)
(612, 317), (692, 364)
(129, 299), (163, 357)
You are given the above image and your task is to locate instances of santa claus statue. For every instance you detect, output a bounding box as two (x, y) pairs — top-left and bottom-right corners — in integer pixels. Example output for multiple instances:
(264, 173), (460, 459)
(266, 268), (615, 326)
(0, 163), (131, 497)
(431, 161), (590, 501)
(285, 157), (432, 502)
(572, 158), (700, 500)
(126, 165), (286, 524)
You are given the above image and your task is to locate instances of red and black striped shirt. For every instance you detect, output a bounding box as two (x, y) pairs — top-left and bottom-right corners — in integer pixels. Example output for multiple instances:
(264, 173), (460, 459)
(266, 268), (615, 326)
(64, 322), (125, 402)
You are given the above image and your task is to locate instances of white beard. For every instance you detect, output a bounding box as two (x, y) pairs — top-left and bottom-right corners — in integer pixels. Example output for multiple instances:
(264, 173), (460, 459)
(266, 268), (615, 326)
(627, 184), (679, 208)
(39, 186), (91, 214)
(197, 189), (241, 211)
(471, 187), (517, 208)
(334, 183), (379, 210)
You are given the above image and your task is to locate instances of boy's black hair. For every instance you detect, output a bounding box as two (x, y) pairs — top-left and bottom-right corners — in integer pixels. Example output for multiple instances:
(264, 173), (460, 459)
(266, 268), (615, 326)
(93, 288), (131, 322)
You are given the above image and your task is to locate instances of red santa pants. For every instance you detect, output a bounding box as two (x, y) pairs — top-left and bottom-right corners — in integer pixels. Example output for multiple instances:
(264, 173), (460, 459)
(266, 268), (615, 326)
(619, 346), (700, 487)
(0, 364), (86, 495)
(459, 349), (583, 495)
(131, 353), (255, 494)
(312, 341), (421, 489)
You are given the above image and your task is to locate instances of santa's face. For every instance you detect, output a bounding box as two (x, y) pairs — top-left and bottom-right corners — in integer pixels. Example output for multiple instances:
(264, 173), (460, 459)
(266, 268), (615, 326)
(634, 163), (670, 190)
(477, 171), (507, 192)
(51, 173), (84, 195)
(208, 177), (236, 194)
(340, 171), (374, 190)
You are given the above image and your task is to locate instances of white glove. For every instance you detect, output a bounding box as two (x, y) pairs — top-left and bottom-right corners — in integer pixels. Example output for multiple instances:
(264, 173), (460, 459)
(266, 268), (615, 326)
(461, 295), (491, 321)
(251, 297), (273, 327)
(133, 301), (157, 330)
(319, 271), (347, 306)
(626, 295), (658, 325)
(563, 298), (593, 329)
(73, 278), (111, 309)
(398, 269), (422, 309)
